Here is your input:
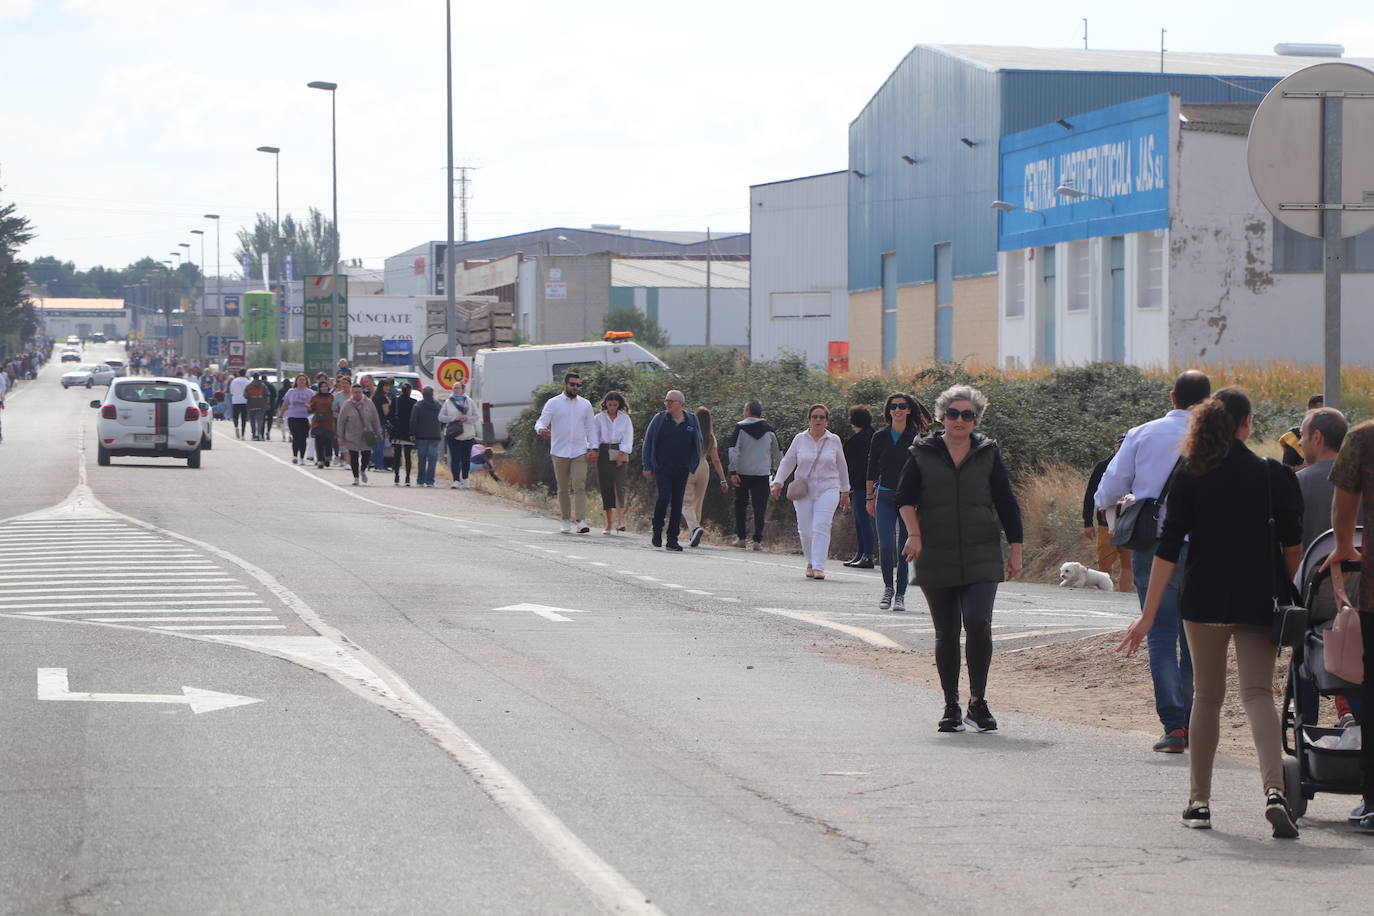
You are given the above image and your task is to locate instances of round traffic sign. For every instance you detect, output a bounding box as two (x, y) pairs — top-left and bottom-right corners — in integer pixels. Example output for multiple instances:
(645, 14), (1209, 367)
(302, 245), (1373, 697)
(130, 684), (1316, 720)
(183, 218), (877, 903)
(436, 358), (470, 390)
(1248, 62), (1374, 239)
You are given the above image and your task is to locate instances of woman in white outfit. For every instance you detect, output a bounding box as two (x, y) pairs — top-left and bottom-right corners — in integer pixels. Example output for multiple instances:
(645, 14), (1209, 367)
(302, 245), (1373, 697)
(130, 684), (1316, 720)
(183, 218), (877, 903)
(772, 404), (851, 580)
(592, 391), (634, 533)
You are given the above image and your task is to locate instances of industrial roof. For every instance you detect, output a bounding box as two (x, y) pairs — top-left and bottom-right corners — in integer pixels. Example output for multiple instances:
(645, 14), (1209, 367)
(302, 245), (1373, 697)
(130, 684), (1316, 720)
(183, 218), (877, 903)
(1179, 102), (1260, 136)
(33, 297), (127, 311)
(928, 44), (1374, 77)
(611, 259), (749, 289)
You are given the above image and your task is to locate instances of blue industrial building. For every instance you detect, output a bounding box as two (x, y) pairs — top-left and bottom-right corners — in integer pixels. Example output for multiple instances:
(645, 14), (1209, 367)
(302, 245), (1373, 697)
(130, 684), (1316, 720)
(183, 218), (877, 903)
(844, 44), (1351, 370)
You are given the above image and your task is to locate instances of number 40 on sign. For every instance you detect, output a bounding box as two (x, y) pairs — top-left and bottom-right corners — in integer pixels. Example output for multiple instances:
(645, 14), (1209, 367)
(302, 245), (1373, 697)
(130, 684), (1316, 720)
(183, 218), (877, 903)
(436, 358), (470, 390)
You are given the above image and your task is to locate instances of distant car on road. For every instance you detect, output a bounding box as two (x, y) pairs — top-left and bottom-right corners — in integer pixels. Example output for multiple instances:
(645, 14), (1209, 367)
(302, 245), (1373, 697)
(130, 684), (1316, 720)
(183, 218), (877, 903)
(90, 332), (107, 343)
(103, 359), (127, 377)
(91, 378), (206, 468)
(62, 364), (117, 388)
(60, 348), (82, 362)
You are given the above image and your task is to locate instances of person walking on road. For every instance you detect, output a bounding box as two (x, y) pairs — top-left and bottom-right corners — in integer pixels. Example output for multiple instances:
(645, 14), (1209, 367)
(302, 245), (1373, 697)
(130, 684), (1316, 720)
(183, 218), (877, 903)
(724, 400), (781, 551)
(682, 407), (728, 547)
(898, 385), (1023, 733)
(371, 378), (394, 473)
(1082, 434), (1134, 593)
(410, 387), (444, 487)
(332, 375), (353, 465)
(390, 383), (416, 486)
(1095, 370), (1211, 753)
(1295, 407), (1348, 550)
(278, 373), (315, 465)
(337, 384), (383, 486)
(866, 392), (931, 611)
(642, 390), (702, 551)
(229, 368), (250, 439)
(439, 380), (478, 489)
(1118, 388), (1303, 838)
(308, 380), (336, 469)
(1322, 417), (1374, 830)
(262, 375), (279, 441)
(843, 406), (876, 569)
(535, 372), (598, 533)
(244, 373), (271, 441)
(593, 391), (634, 533)
(772, 404), (850, 580)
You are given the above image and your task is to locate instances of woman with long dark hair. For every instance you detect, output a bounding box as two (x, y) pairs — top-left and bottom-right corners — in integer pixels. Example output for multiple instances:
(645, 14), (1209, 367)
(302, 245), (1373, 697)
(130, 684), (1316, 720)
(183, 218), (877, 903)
(842, 406), (876, 569)
(391, 383), (416, 486)
(866, 392), (933, 610)
(1119, 387), (1304, 838)
(682, 406), (727, 546)
(593, 391), (634, 533)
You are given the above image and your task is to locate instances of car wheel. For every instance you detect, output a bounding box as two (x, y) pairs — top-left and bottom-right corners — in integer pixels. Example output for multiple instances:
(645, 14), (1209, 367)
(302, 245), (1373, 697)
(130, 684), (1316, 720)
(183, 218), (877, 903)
(97, 444), (111, 466)
(201, 434), (212, 451)
(187, 449), (202, 469)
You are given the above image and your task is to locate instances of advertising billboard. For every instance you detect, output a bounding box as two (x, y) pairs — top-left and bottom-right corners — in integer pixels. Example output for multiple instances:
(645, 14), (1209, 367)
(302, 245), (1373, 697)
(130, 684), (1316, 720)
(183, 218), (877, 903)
(997, 94), (1172, 252)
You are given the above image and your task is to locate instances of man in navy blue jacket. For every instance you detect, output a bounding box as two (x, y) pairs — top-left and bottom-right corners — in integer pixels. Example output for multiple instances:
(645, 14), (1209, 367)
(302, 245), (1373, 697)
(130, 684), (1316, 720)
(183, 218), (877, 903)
(642, 389), (702, 551)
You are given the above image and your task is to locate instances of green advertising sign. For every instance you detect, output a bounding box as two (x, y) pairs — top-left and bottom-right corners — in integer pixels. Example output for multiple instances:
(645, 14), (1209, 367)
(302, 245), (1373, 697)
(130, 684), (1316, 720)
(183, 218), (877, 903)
(242, 290), (276, 347)
(303, 275), (349, 375)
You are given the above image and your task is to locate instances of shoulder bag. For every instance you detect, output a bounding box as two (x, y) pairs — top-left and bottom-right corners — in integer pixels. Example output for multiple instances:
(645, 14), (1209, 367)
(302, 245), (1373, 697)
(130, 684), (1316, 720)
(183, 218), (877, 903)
(1111, 457), (1183, 551)
(787, 436), (828, 501)
(1264, 458), (1308, 648)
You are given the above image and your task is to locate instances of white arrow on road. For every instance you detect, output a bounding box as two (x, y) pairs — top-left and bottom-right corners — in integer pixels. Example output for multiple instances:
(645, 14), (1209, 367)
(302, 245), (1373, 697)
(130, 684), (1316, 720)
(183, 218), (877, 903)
(36, 668), (262, 715)
(494, 603), (589, 623)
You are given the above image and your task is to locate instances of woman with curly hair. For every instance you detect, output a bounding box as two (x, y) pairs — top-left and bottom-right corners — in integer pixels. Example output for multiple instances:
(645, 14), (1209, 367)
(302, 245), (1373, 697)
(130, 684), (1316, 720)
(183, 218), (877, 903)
(1119, 387), (1304, 838)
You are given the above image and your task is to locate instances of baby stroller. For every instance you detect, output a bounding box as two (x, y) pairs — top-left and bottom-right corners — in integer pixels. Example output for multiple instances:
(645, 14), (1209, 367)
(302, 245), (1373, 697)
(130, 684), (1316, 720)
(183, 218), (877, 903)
(211, 389), (229, 421)
(1280, 525), (1364, 817)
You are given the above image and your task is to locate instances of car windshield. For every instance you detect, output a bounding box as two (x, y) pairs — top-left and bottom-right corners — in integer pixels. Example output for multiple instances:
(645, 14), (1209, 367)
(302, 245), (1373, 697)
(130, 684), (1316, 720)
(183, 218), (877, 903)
(113, 382), (188, 403)
(76, 365), (102, 372)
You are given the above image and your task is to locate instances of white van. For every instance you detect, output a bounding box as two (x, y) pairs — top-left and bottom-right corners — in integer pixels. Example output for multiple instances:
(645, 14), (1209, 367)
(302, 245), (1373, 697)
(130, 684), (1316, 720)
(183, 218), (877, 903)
(472, 340), (667, 444)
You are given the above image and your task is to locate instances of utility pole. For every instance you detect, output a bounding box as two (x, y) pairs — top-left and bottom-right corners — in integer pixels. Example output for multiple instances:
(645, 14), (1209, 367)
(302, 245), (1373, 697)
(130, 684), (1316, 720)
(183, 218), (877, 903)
(456, 166), (478, 243)
(1160, 29), (1167, 73)
(1082, 18), (1088, 50)
(444, 0), (457, 366)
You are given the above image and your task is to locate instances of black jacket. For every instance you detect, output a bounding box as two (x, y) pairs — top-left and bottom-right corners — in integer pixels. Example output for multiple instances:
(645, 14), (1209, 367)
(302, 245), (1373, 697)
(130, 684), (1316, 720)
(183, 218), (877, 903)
(867, 425), (919, 491)
(390, 395), (415, 440)
(410, 395), (443, 440)
(1157, 442), (1302, 625)
(842, 426), (874, 494)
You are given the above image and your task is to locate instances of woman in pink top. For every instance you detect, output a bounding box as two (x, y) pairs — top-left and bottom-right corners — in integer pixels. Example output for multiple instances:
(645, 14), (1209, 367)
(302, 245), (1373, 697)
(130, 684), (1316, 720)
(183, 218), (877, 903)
(771, 404), (851, 579)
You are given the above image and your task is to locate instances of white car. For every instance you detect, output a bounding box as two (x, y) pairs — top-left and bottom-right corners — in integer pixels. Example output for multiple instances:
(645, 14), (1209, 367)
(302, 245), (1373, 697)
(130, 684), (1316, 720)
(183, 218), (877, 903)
(62, 364), (117, 388)
(60, 348), (82, 363)
(91, 378), (207, 468)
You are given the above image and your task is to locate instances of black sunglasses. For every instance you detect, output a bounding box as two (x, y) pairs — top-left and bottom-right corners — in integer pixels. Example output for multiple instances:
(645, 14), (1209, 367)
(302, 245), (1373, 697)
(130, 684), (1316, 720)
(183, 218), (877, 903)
(888, 403), (910, 411)
(944, 408), (978, 423)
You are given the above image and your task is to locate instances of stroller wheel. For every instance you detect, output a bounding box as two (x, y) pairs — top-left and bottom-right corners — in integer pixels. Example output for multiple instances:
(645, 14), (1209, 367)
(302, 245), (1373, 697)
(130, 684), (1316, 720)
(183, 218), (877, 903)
(1282, 757), (1308, 819)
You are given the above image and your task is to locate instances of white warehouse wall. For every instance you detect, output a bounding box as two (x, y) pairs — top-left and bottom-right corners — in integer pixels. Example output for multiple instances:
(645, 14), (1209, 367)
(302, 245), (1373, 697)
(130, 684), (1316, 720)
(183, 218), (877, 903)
(749, 172), (848, 366)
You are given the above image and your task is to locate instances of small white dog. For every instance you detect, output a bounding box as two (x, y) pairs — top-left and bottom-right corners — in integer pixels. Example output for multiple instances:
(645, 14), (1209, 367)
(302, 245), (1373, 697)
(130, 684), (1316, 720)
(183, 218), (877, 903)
(1059, 561), (1114, 591)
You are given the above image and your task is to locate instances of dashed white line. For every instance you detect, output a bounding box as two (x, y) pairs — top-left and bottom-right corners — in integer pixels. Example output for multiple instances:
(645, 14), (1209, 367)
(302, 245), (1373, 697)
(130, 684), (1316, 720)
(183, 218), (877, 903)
(89, 616), (280, 623)
(686, 589), (712, 596)
(755, 607), (903, 650)
(153, 624), (288, 631)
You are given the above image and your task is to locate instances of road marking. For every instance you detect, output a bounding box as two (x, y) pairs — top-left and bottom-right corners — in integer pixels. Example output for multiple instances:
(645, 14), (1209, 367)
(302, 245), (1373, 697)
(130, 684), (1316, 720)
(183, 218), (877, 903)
(686, 589), (712, 595)
(88, 615), (279, 623)
(635, 575), (659, 582)
(661, 583), (686, 589)
(755, 607), (903, 649)
(16, 601), (267, 614)
(153, 624), (288, 631)
(564, 555), (585, 560)
(991, 627), (1112, 642)
(589, 562), (609, 567)
(0, 571), (223, 581)
(495, 603), (589, 623)
(616, 570), (638, 575)
(716, 597), (741, 603)
(0, 587), (252, 597)
(36, 667), (262, 714)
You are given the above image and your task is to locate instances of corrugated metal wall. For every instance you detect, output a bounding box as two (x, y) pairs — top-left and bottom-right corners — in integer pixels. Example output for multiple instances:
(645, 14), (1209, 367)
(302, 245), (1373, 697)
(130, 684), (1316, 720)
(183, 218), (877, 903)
(848, 47), (1280, 293)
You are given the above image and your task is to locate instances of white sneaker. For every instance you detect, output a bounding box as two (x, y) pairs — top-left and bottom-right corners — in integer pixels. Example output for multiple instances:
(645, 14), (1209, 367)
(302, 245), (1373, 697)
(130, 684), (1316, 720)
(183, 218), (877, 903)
(577, 520), (590, 533)
(561, 519), (571, 533)
(451, 481), (461, 489)
(361, 470), (368, 484)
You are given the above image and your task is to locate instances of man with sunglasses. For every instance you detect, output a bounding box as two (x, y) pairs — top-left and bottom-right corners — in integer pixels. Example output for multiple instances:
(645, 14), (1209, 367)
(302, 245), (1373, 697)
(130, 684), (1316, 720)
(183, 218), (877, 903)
(536, 372), (598, 533)
(642, 390), (702, 551)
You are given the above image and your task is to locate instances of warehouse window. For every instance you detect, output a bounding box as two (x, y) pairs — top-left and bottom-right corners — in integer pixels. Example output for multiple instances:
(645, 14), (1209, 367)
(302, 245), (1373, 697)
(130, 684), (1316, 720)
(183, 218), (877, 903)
(1138, 232), (1165, 310)
(769, 292), (831, 319)
(1067, 240), (1091, 312)
(1005, 252), (1026, 318)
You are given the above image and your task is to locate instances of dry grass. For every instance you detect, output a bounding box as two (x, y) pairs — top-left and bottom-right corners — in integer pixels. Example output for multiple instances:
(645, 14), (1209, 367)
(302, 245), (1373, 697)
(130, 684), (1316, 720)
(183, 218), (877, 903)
(1017, 462), (1098, 582)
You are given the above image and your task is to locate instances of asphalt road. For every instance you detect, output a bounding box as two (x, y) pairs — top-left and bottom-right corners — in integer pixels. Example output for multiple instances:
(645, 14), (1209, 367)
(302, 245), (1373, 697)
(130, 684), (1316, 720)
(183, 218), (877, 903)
(1, 348), (1369, 914)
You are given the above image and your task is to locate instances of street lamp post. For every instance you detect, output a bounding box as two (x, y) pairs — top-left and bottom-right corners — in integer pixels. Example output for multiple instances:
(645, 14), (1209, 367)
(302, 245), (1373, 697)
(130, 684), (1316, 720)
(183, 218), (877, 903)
(190, 229), (205, 363)
(307, 80), (340, 369)
(203, 215), (221, 319)
(257, 145), (283, 380)
(445, 0), (457, 365)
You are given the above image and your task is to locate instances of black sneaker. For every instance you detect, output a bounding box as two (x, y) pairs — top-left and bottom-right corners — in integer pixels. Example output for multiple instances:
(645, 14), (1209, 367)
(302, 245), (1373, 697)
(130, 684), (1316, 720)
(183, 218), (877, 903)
(964, 699), (998, 732)
(651, 531), (662, 548)
(1181, 802), (1212, 830)
(938, 704), (965, 732)
(879, 587), (894, 610)
(1266, 792), (1299, 838)
(665, 541), (683, 552)
(1350, 800), (1371, 824)
(1153, 729), (1188, 753)
(689, 527), (704, 547)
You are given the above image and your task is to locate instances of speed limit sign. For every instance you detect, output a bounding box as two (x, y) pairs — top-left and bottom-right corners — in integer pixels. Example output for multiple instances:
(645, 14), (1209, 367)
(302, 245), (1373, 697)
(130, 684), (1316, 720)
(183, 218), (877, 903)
(436, 358), (470, 390)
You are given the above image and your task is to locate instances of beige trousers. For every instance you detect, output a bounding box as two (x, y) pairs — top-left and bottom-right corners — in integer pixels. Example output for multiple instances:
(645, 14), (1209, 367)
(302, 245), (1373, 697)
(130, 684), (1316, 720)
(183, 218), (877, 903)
(681, 461), (711, 533)
(551, 455), (588, 522)
(1183, 621), (1285, 802)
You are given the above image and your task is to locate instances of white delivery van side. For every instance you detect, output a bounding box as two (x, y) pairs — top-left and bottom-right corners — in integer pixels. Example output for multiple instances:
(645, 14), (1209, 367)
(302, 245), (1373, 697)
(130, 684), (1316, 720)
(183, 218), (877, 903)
(472, 341), (667, 444)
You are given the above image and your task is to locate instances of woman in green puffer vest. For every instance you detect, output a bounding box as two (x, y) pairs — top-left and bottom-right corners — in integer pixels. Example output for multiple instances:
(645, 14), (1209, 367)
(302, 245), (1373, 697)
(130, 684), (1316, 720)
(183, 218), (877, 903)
(898, 384), (1023, 735)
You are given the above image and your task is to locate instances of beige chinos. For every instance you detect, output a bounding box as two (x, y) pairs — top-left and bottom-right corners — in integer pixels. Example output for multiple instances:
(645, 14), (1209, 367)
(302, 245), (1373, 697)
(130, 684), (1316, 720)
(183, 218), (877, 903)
(551, 455), (589, 523)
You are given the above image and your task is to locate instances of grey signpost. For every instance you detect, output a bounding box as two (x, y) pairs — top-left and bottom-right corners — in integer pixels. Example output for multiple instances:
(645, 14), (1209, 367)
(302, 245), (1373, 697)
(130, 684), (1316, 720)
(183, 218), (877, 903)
(1248, 62), (1374, 409)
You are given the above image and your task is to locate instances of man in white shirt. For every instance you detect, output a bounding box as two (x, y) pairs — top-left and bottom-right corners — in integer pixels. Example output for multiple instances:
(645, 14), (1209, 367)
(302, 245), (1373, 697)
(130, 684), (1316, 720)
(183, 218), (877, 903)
(535, 372), (598, 533)
(228, 369), (251, 439)
(1096, 370), (1210, 754)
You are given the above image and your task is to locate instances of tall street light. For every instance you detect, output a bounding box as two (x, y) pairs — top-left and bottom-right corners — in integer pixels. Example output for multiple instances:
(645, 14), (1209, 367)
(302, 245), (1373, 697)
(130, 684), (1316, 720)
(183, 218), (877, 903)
(444, 0), (457, 364)
(190, 229), (206, 361)
(257, 144), (283, 380)
(203, 214), (221, 318)
(307, 80), (340, 369)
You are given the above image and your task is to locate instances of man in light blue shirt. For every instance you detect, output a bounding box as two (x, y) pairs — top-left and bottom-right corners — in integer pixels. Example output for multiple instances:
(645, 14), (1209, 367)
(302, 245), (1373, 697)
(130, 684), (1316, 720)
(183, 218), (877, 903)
(1097, 370), (1211, 754)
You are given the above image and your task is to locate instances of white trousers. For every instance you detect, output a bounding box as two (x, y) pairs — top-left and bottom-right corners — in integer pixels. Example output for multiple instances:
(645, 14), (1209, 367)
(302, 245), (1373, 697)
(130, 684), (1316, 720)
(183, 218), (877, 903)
(793, 487), (840, 571)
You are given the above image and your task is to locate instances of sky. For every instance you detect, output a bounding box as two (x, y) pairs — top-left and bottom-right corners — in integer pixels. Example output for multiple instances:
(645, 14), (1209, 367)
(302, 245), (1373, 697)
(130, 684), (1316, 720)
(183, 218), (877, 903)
(3, 0), (1372, 277)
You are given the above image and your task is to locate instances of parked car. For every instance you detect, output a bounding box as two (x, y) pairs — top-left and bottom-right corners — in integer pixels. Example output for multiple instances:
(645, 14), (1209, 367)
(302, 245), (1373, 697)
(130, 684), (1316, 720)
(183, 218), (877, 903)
(62, 364), (117, 388)
(91, 378), (205, 468)
(60, 348), (82, 362)
(351, 368), (423, 401)
(91, 332), (107, 343)
(103, 359), (127, 377)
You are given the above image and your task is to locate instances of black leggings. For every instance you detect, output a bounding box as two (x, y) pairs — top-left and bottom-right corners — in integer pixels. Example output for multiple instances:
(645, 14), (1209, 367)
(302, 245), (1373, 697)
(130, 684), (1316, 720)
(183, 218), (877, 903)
(287, 417), (310, 459)
(347, 449), (372, 477)
(232, 404), (248, 434)
(921, 581), (998, 704)
(393, 443), (413, 481)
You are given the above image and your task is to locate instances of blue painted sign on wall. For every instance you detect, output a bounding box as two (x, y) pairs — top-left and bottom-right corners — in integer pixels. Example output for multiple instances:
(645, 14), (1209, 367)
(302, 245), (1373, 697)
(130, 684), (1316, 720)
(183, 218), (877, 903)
(997, 94), (1170, 252)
